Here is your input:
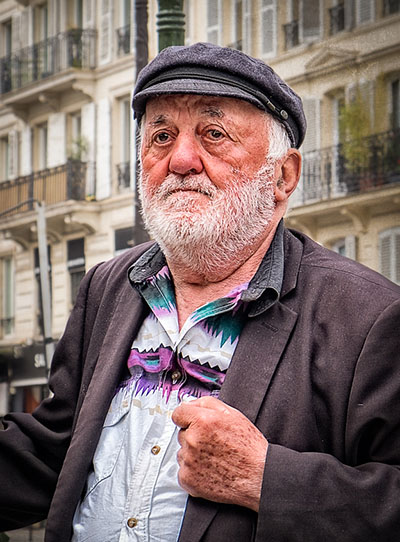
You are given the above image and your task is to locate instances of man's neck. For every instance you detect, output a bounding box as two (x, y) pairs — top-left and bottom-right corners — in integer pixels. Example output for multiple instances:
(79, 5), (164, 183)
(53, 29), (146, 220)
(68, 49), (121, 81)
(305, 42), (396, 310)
(168, 225), (279, 328)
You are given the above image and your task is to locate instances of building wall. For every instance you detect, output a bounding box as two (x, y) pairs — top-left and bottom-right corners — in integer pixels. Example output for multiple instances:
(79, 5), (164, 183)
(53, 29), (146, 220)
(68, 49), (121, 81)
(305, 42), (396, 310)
(0, 0), (399, 416)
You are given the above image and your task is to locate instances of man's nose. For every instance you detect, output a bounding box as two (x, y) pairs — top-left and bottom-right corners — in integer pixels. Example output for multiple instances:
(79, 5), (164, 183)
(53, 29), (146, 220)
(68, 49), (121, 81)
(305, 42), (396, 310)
(168, 134), (204, 175)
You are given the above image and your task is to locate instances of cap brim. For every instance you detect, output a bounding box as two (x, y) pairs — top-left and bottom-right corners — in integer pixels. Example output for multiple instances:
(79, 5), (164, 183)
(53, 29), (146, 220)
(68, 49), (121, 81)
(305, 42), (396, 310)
(132, 79), (265, 119)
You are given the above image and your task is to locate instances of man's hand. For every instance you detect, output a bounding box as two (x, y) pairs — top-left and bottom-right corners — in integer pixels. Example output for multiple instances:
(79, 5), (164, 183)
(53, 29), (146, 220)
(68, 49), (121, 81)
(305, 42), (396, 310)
(172, 396), (268, 512)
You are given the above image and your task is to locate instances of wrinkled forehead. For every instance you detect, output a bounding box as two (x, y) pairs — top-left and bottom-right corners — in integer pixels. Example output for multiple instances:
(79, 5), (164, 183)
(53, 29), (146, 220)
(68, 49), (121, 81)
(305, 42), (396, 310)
(143, 93), (266, 124)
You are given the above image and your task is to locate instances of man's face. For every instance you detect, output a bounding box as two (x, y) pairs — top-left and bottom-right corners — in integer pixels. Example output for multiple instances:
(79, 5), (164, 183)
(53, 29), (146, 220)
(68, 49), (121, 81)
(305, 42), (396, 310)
(139, 94), (280, 277)
(141, 94), (270, 203)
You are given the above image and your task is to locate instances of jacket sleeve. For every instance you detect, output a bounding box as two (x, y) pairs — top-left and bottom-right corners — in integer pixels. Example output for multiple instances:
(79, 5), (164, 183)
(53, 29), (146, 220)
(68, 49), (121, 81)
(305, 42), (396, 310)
(256, 298), (400, 542)
(0, 263), (101, 530)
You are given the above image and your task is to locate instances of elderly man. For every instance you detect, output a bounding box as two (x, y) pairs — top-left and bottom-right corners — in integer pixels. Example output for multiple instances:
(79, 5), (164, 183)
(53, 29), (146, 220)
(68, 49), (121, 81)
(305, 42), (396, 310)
(1, 43), (400, 542)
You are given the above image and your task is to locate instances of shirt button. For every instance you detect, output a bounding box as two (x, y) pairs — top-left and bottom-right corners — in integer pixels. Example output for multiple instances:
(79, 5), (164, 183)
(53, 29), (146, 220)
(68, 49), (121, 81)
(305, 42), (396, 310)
(127, 517), (138, 528)
(171, 370), (181, 383)
(151, 445), (161, 455)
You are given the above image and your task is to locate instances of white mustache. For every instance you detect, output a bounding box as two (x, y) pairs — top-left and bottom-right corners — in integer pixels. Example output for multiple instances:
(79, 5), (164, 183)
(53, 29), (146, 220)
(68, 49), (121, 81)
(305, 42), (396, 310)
(154, 174), (217, 199)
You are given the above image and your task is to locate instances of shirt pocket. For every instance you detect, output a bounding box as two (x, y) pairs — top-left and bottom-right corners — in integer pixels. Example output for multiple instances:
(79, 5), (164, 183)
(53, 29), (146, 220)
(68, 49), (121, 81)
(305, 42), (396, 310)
(85, 387), (132, 496)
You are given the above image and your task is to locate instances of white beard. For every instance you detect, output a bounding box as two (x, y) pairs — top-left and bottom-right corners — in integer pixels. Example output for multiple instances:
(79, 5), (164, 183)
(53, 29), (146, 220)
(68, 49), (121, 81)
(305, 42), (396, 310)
(139, 162), (277, 279)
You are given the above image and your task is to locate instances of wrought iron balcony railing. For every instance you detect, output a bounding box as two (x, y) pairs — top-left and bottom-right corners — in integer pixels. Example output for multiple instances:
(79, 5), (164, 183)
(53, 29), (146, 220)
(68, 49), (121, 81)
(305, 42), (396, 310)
(0, 160), (87, 217)
(116, 24), (131, 56)
(283, 20), (299, 50)
(0, 29), (97, 95)
(329, 3), (345, 34)
(117, 161), (131, 191)
(297, 129), (400, 205)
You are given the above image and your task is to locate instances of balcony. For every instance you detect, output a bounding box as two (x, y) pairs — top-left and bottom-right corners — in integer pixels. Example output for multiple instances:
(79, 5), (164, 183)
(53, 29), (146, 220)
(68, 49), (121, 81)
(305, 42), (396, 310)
(117, 161), (131, 191)
(0, 160), (87, 217)
(0, 29), (97, 112)
(116, 24), (131, 56)
(329, 3), (345, 35)
(283, 21), (299, 50)
(296, 129), (400, 206)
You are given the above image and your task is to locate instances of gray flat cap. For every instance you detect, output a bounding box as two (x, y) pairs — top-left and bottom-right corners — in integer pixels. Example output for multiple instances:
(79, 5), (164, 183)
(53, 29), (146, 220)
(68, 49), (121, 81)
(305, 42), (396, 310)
(132, 42), (306, 148)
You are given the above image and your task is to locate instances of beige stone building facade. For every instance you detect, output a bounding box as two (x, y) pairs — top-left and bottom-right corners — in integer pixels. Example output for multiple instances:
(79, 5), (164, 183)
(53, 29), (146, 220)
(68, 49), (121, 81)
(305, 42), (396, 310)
(0, 0), (399, 417)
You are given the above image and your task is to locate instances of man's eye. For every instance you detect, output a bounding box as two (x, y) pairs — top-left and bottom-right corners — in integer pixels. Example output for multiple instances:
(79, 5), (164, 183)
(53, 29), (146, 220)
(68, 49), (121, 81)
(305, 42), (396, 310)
(207, 129), (224, 140)
(154, 132), (170, 143)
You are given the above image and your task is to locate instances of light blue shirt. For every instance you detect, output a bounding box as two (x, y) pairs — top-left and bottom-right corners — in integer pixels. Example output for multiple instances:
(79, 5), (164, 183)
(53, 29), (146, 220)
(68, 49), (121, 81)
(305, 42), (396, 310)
(72, 263), (249, 542)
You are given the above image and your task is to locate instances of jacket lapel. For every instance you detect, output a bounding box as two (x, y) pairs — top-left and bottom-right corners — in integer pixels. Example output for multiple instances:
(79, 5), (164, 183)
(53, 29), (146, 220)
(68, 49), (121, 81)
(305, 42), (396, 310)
(179, 230), (303, 542)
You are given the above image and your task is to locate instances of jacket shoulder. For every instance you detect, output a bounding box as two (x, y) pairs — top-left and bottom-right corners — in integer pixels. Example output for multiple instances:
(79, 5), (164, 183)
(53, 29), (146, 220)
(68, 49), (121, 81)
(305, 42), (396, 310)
(286, 228), (400, 299)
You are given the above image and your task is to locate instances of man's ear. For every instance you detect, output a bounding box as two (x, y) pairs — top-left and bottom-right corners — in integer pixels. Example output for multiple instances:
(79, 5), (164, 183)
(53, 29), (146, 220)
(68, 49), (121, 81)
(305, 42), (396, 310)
(274, 150), (302, 202)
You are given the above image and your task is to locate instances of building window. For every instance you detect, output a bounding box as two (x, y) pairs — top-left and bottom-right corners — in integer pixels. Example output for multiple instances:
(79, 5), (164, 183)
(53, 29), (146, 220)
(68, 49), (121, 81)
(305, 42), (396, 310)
(207, 0), (221, 45)
(0, 136), (9, 182)
(383, 0), (400, 16)
(261, 0), (276, 57)
(284, 0), (321, 50)
(329, 2), (345, 35)
(1, 19), (12, 57)
(34, 123), (48, 171)
(1, 257), (14, 336)
(117, 98), (131, 191)
(380, 228), (400, 284)
(231, 0), (243, 50)
(392, 79), (400, 130)
(331, 236), (357, 260)
(67, 238), (85, 305)
(116, 0), (131, 55)
(115, 227), (134, 255)
(68, 112), (85, 160)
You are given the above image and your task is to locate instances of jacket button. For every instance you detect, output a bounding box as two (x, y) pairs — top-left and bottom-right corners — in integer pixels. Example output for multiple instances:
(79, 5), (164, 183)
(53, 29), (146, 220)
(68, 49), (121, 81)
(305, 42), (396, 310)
(127, 517), (138, 528)
(151, 445), (161, 455)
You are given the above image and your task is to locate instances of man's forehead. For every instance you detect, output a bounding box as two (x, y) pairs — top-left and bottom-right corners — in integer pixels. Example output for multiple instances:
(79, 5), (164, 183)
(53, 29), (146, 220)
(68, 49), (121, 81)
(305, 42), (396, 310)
(145, 94), (260, 121)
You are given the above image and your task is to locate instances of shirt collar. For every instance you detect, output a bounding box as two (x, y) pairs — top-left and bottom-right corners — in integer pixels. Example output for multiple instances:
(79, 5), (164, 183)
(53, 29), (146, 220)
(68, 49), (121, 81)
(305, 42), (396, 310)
(128, 219), (285, 317)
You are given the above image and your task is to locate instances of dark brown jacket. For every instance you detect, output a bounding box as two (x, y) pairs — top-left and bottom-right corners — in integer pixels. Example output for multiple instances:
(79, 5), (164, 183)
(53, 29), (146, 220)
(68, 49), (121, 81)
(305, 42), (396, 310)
(1, 229), (400, 541)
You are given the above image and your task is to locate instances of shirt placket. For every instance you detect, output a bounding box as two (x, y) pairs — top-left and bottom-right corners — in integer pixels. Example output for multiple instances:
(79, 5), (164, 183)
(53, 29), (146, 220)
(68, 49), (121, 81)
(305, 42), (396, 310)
(119, 406), (178, 541)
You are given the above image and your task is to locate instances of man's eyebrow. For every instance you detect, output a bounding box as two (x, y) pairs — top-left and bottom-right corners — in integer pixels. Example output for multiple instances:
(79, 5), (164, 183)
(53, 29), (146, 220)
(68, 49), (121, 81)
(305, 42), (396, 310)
(201, 107), (225, 118)
(149, 114), (168, 126)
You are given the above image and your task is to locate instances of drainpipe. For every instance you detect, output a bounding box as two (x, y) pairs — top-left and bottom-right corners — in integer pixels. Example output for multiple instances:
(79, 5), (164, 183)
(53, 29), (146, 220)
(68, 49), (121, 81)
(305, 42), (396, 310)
(157, 0), (185, 52)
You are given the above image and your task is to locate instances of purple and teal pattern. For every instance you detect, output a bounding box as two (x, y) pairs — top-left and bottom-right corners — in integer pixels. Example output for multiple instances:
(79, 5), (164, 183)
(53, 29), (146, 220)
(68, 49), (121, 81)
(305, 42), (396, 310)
(127, 265), (249, 403)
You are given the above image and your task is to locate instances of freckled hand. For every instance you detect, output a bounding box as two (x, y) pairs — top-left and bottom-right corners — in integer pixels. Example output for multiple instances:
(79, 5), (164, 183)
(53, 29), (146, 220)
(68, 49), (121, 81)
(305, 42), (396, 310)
(172, 396), (268, 512)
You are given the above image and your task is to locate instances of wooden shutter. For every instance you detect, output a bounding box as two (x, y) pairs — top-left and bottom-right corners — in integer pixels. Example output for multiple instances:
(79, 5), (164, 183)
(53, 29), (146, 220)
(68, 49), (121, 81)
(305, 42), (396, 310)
(82, 102), (96, 196)
(47, 113), (66, 167)
(8, 130), (19, 180)
(261, 0), (276, 56)
(301, 98), (319, 153)
(357, 0), (374, 25)
(99, 0), (113, 64)
(20, 125), (32, 176)
(302, 0), (321, 41)
(83, 0), (96, 28)
(96, 98), (111, 199)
